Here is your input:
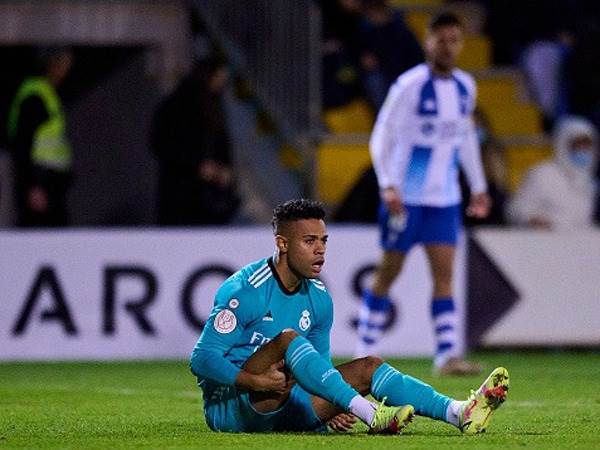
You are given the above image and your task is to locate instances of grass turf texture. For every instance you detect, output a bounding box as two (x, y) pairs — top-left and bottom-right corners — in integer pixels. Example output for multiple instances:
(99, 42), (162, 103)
(1, 352), (599, 449)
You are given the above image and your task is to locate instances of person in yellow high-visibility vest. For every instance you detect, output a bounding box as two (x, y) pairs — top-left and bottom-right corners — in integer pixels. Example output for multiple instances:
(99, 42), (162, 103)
(7, 48), (73, 227)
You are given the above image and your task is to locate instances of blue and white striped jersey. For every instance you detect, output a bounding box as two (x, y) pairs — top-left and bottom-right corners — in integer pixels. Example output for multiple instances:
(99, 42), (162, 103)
(370, 63), (487, 207)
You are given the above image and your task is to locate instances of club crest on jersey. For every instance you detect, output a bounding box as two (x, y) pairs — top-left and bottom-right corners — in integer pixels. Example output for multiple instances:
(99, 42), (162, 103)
(214, 309), (237, 334)
(299, 310), (311, 331)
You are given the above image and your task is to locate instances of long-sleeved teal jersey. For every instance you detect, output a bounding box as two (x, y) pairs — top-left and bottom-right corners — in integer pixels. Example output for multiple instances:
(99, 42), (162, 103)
(190, 256), (333, 389)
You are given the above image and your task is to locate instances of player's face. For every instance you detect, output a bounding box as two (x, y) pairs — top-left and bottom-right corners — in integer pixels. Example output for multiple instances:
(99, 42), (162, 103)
(284, 219), (328, 279)
(425, 25), (463, 73)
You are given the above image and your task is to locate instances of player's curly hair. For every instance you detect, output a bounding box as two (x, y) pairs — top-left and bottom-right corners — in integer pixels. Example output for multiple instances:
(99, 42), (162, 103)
(271, 199), (326, 234)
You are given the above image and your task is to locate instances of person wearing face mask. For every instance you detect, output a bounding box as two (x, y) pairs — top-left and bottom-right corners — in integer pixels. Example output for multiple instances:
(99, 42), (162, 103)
(508, 116), (598, 230)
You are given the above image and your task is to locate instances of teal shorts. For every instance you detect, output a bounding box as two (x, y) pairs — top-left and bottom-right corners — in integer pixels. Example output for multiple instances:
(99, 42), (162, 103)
(201, 382), (327, 433)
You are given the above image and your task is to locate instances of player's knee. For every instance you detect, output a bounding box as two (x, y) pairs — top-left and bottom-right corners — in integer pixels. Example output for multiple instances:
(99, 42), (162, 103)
(276, 329), (299, 348)
(361, 355), (385, 376)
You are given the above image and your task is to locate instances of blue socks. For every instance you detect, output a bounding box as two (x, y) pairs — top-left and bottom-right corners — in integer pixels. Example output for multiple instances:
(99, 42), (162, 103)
(285, 336), (358, 411)
(431, 297), (458, 368)
(285, 336), (455, 425)
(371, 362), (452, 420)
(356, 290), (392, 356)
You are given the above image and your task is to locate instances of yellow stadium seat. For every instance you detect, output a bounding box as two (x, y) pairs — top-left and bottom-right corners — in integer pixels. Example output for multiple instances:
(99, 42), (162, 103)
(477, 77), (518, 107)
(405, 10), (431, 41)
(279, 144), (303, 171)
(317, 143), (371, 204)
(457, 36), (491, 71)
(505, 144), (553, 192)
(481, 103), (542, 137)
(323, 100), (375, 134)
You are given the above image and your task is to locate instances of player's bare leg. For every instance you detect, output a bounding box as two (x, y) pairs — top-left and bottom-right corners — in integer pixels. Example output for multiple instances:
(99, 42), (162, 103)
(425, 244), (481, 376)
(244, 330), (413, 433)
(425, 244), (454, 298)
(371, 250), (405, 296)
(242, 329), (298, 413)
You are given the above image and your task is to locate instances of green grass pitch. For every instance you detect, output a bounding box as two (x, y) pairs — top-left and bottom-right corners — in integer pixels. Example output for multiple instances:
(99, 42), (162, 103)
(1, 351), (599, 449)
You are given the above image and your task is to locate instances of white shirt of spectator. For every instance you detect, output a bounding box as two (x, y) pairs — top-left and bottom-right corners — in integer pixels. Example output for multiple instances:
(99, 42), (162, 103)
(508, 116), (598, 230)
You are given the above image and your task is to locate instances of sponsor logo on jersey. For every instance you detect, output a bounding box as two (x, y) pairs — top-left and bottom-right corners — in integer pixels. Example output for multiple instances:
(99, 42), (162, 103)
(421, 121), (434, 136)
(439, 121), (458, 138)
(250, 331), (272, 346)
(299, 310), (311, 331)
(423, 99), (436, 111)
(214, 309), (237, 334)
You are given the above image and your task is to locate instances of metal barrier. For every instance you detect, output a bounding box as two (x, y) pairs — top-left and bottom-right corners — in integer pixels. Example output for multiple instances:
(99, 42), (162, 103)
(194, 0), (321, 153)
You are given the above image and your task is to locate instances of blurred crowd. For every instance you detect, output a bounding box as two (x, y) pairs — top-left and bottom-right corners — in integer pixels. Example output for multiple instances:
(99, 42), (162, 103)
(151, 58), (239, 226)
(322, 0), (600, 231)
(1, 0), (600, 231)
(320, 0), (424, 111)
(321, 0), (600, 131)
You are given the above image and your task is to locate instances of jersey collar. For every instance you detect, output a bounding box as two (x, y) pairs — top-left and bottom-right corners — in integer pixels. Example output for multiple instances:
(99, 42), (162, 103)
(268, 257), (303, 296)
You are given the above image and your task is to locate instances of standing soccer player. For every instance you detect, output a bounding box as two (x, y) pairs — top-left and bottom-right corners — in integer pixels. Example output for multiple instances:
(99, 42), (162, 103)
(355, 13), (491, 375)
(190, 199), (507, 434)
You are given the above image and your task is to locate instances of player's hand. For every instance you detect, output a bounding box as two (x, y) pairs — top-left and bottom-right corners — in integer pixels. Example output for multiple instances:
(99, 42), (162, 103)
(467, 192), (491, 219)
(327, 413), (358, 432)
(381, 187), (403, 215)
(250, 360), (288, 394)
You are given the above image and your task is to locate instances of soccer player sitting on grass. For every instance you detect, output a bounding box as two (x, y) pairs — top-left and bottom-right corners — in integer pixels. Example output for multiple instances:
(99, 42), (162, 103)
(190, 199), (508, 434)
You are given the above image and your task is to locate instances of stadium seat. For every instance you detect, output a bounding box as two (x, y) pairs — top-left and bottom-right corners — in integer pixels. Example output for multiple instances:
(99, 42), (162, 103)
(317, 143), (371, 204)
(405, 10), (431, 41)
(323, 100), (375, 134)
(482, 103), (542, 137)
(279, 144), (303, 171)
(457, 36), (491, 71)
(504, 144), (553, 192)
(477, 77), (518, 107)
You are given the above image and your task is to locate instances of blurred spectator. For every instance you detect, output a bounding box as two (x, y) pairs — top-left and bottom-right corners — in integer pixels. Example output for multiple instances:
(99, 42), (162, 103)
(358, 0), (424, 110)
(508, 116), (597, 230)
(6, 47), (73, 227)
(321, 0), (363, 49)
(320, 0), (364, 108)
(462, 107), (508, 226)
(563, 19), (600, 131)
(322, 45), (363, 109)
(151, 59), (240, 225)
(521, 31), (573, 131)
(482, 0), (578, 65)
